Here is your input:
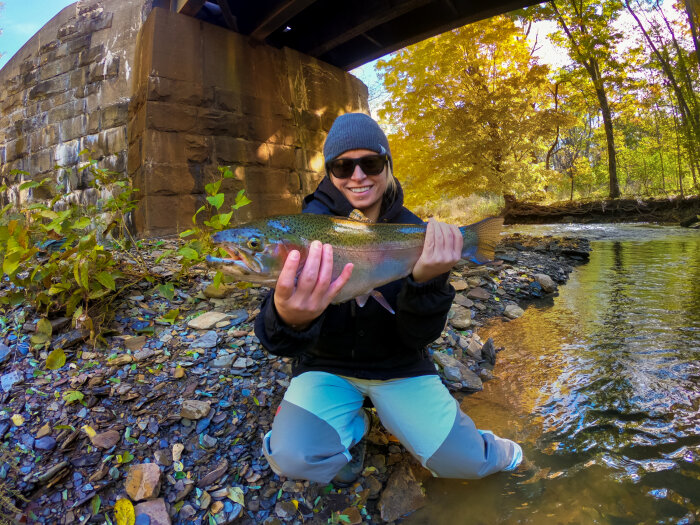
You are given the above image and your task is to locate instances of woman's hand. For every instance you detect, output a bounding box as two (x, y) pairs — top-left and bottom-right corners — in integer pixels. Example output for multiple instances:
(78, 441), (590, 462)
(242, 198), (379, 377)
(412, 218), (463, 283)
(274, 240), (353, 330)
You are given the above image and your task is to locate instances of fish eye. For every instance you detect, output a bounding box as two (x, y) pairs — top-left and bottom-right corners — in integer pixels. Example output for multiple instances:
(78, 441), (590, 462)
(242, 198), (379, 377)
(247, 237), (262, 251)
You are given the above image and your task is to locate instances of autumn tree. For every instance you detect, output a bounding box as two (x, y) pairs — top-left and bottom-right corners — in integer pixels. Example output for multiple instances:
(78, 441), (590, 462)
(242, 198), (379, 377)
(377, 15), (569, 206)
(539, 0), (628, 199)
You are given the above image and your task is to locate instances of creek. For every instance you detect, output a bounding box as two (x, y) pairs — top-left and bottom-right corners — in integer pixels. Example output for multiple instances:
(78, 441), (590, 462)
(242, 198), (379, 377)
(407, 224), (700, 524)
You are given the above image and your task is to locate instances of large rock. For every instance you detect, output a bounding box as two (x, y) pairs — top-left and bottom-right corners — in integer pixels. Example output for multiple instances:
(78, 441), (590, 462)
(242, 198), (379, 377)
(126, 463), (162, 501)
(448, 305), (471, 330)
(378, 463), (427, 522)
(180, 400), (211, 420)
(187, 311), (230, 330)
(534, 273), (557, 293)
(467, 287), (491, 300)
(432, 352), (483, 391)
(91, 430), (121, 449)
(134, 498), (171, 525)
(504, 304), (525, 319)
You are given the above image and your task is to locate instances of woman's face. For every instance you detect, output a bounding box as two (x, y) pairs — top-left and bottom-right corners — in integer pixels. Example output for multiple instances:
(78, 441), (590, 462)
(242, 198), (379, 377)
(329, 149), (388, 222)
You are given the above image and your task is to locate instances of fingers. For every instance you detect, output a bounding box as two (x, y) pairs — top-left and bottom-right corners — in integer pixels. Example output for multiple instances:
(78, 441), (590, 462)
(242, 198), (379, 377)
(275, 249), (300, 301)
(296, 240), (322, 293)
(327, 263), (354, 300)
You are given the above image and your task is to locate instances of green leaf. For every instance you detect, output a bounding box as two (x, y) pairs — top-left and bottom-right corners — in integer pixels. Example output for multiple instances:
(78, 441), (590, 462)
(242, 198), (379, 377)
(91, 494), (101, 515)
(18, 180), (41, 191)
(206, 194), (225, 210)
(62, 390), (84, 404)
(79, 260), (90, 290)
(46, 348), (66, 370)
(158, 308), (179, 325)
(212, 271), (223, 289)
(71, 217), (92, 229)
(116, 450), (134, 464)
(338, 515), (351, 524)
(204, 180), (222, 196)
(208, 515), (217, 525)
(96, 271), (116, 291)
(31, 318), (53, 345)
(192, 205), (206, 225)
(217, 211), (233, 228)
(233, 189), (251, 209)
(3, 251), (22, 276)
(178, 246), (200, 260)
(179, 229), (197, 238)
(158, 282), (175, 300)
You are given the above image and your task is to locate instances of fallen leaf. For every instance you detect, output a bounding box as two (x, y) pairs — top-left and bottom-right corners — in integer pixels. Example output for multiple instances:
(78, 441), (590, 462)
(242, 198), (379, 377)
(11, 414), (24, 426)
(114, 498), (135, 525)
(46, 347), (66, 370)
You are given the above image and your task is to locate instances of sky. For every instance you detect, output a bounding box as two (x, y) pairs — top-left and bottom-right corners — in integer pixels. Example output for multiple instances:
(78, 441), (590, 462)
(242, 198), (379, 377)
(0, 0), (76, 68)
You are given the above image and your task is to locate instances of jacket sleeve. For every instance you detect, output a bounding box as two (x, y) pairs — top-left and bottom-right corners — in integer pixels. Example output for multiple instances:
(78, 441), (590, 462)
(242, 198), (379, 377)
(254, 290), (325, 358)
(394, 272), (455, 350)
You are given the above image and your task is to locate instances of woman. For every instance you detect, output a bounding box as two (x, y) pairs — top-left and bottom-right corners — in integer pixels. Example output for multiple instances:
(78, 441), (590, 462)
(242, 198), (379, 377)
(256, 113), (522, 484)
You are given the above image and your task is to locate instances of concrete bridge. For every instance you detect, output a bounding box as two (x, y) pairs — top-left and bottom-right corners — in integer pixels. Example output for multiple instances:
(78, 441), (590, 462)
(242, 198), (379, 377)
(0, 0), (540, 236)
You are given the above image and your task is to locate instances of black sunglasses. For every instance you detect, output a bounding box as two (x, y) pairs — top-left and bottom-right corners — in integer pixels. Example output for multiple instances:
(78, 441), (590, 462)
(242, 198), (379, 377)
(326, 154), (388, 179)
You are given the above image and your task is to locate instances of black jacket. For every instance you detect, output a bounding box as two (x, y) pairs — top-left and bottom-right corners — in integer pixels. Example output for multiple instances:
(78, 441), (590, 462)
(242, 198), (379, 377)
(254, 176), (456, 379)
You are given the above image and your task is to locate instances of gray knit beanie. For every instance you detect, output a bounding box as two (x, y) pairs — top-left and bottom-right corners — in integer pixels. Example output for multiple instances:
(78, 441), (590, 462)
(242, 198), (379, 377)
(323, 113), (392, 167)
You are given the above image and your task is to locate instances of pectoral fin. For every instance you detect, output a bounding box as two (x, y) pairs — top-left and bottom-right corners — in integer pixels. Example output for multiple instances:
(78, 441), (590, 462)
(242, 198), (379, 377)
(354, 290), (395, 314)
(348, 209), (372, 222)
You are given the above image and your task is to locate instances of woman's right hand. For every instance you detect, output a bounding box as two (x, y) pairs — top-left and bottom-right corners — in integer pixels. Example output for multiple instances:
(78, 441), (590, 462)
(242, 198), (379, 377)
(274, 240), (353, 330)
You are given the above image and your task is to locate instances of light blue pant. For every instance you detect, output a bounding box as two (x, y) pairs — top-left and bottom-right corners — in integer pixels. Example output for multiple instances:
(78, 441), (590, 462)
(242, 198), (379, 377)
(262, 371), (517, 483)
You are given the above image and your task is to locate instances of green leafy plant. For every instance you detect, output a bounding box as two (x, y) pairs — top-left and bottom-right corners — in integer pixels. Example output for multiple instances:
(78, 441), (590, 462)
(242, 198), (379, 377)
(158, 166), (250, 284)
(0, 151), (148, 339)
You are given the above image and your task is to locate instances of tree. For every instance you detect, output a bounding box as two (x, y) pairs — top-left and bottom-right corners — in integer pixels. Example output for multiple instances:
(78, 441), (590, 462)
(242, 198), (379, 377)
(377, 15), (570, 205)
(544, 0), (627, 199)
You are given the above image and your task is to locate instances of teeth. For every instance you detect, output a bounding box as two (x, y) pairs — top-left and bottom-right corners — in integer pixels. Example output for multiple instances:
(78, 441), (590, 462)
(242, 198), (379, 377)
(350, 187), (371, 193)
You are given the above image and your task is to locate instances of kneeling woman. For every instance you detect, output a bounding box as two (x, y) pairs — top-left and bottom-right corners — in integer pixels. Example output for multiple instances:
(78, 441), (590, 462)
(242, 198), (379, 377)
(255, 113), (522, 484)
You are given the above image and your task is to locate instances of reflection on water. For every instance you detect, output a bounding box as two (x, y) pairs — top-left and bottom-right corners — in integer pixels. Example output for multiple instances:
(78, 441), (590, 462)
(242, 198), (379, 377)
(406, 225), (700, 524)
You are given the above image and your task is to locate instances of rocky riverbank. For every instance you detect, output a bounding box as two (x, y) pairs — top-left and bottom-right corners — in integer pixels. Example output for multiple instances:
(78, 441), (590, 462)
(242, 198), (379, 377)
(0, 233), (590, 525)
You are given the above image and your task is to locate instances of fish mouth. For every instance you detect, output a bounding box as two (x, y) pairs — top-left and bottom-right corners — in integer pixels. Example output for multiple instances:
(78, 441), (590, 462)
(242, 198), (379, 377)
(206, 244), (262, 275)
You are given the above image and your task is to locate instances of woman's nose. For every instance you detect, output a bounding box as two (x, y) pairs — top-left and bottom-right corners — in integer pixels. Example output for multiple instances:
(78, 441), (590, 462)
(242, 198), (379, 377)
(350, 164), (367, 181)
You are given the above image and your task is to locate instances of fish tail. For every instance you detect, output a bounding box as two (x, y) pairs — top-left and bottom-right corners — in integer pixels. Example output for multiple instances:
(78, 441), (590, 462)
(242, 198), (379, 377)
(459, 217), (504, 264)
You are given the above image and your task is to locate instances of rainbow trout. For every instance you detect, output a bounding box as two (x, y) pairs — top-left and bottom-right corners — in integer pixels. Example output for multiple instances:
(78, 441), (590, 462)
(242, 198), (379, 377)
(206, 214), (503, 311)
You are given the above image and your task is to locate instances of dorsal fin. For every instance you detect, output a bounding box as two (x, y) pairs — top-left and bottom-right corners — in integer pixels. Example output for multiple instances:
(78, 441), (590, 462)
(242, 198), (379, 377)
(348, 209), (371, 222)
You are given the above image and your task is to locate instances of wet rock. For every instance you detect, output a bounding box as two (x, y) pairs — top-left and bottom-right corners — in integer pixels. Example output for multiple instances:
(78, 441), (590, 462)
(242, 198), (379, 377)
(134, 348), (156, 362)
(212, 354), (234, 368)
(126, 463), (162, 501)
(465, 338), (482, 361)
(109, 354), (134, 366)
(1, 370), (22, 392)
(172, 443), (184, 461)
(534, 273), (557, 293)
(364, 475), (383, 499)
(467, 287), (491, 300)
(124, 335), (147, 351)
(275, 500), (297, 519)
(0, 344), (10, 364)
(378, 462), (427, 522)
(198, 458), (228, 487)
(449, 305), (471, 330)
(432, 351), (483, 391)
(36, 423), (51, 439)
(190, 331), (218, 349)
(134, 498), (171, 525)
(188, 312), (230, 330)
(341, 506), (362, 524)
(180, 400), (211, 420)
(179, 504), (196, 519)
(481, 337), (497, 365)
(504, 304), (525, 319)
(228, 309), (249, 326)
(34, 436), (57, 451)
(154, 449), (172, 467)
(91, 430), (121, 449)
(51, 329), (88, 349)
(451, 279), (468, 291)
(454, 294), (474, 308)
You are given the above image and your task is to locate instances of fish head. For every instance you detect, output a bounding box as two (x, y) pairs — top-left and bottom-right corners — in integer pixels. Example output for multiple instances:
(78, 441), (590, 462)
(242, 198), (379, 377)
(206, 220), (302, 285)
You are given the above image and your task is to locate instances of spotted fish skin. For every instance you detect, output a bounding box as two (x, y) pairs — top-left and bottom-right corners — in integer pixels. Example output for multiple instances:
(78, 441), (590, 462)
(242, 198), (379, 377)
(206, 214), (503, 305)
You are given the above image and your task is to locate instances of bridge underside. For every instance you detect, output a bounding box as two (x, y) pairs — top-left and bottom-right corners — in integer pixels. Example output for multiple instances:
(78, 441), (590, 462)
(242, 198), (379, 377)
(173, 0), (543, 70)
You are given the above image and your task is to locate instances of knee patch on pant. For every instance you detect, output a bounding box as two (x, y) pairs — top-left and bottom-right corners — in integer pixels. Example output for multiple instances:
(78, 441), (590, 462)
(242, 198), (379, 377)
(262, 400), (349, 483)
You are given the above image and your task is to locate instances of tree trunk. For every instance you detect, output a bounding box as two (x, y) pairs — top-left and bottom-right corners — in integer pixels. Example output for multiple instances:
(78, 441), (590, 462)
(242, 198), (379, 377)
(596, 82), (621, 198)
(684, 0), (700, 70)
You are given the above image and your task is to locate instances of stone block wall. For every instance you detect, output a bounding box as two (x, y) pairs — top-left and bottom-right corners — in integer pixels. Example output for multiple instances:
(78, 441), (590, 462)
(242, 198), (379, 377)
(0, 1), (369, 236)
(128, 8), (368, 236)
(0, 0), (151, 207)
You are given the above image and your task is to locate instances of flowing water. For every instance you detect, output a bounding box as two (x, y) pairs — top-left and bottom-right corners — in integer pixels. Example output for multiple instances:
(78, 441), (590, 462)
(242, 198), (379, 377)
(406, 224), (700, 525)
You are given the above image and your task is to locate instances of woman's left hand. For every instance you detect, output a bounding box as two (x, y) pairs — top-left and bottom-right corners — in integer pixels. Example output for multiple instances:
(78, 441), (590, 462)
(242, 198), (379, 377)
(412, 218), (463, 283)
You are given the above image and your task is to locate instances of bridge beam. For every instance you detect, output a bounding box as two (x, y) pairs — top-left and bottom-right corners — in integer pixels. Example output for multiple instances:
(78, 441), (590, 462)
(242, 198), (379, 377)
(175, 0), (205, 17)
(249, 0), (316, 41)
